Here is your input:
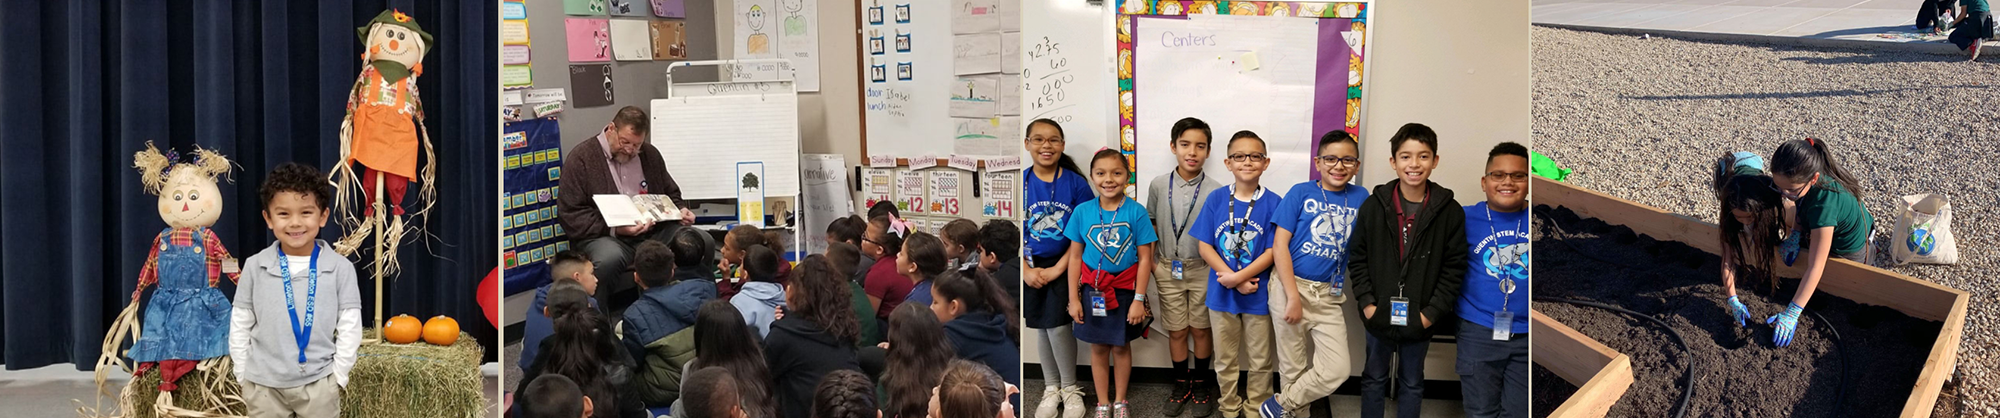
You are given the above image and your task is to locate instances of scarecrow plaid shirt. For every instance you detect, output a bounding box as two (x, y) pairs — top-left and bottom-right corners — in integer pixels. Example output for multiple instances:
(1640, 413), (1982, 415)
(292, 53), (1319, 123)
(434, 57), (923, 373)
(131, 227), (240, 303)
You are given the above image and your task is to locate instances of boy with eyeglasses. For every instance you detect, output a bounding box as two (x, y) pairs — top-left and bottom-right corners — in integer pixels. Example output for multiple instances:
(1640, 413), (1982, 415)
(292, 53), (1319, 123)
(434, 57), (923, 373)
(1190, 131), (1284, 418)
(1347, 123), (1467, 418)
(1260, 131), (1367, 418)
(1455, 142), (1530, 418)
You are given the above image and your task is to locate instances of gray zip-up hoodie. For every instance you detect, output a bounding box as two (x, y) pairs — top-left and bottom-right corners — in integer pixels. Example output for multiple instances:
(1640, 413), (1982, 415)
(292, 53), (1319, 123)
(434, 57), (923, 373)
(229, 240), (363, 389)
(730, 281), (787, 338)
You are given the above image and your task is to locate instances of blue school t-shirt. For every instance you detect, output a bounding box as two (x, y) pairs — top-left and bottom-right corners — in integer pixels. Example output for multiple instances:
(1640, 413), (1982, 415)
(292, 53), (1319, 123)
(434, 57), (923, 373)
(1024, 169), (1095, 259)
(1195, 186), (1283, 315)
(1063, 197), (1160, 275)
(1272, 181), (1368, 284)
(1458, 202), (1530, 334)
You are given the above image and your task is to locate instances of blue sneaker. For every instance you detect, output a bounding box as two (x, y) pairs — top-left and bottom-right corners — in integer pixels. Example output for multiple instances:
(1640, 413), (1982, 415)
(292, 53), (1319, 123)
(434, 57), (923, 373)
(1258, 397), (1291, 418)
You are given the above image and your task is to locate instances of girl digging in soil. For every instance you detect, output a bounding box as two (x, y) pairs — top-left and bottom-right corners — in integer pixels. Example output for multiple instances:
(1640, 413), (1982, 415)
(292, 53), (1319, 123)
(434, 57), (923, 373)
(1711, 152), (1792, 336)
(1193, 131), (1285, 418)
(1763, 138), (1875, 347)
(1262, 131), (1368, 418)
(1064, 149), (1160, 418)
(1022, 118), (1092, 418)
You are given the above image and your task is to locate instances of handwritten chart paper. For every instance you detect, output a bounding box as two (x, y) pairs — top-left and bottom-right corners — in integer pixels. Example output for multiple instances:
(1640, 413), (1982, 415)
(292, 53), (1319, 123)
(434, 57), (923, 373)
(800, 154), (852, 254)
(609, 19), (653, 61)
(652, 82), (802, 199)
(1134, 14), (1319, 201)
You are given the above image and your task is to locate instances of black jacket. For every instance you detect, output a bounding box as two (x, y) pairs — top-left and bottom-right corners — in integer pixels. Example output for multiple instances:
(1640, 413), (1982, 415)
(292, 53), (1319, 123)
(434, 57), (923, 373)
(1347, 180), (1468, 343)
(512, 320), (649, 418)
(764, 317), (862, 418)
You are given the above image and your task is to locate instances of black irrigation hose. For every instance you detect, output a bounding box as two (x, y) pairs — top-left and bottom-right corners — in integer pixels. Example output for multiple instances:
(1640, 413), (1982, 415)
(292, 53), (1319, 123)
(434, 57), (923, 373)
(1532, 206), (1850, 418)
(1534, 295), (1698, 418)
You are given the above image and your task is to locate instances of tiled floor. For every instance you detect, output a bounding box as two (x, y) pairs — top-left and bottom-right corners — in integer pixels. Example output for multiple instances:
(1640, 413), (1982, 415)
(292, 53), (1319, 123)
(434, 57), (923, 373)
(1021, 378), (1468, 418)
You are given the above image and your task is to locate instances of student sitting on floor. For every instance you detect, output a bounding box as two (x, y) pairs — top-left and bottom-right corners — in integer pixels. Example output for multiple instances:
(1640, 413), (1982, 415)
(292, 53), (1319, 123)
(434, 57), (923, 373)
(523, 251), (600, 373)
(621, 232), (718, 407)
(522, 374), (594, 418)
(681, 367), (749, 418)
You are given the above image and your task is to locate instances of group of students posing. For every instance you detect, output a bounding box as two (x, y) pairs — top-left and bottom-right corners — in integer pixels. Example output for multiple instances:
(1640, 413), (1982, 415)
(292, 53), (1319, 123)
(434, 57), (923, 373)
(1021, 118), (1532, 418)
(513, 203), (1027, 418)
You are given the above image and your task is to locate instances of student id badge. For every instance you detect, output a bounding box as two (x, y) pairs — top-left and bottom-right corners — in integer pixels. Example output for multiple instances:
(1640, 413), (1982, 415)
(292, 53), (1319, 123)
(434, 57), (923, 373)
(1087, 288), (1107, 317)
(1491, 311), (1515, 340)
(1388, 297), (1411, 326)
(1172, 260), (1185, 280)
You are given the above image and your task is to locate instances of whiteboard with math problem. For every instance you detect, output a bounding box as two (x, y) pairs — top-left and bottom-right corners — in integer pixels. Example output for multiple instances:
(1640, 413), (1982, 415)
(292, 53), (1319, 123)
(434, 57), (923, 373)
(1021, 0), (1112, 167)
(652, 80), (801, 200)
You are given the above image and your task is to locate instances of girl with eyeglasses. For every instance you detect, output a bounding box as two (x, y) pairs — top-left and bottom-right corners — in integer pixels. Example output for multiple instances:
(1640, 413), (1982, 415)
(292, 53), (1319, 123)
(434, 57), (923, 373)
(1021, 118), (1092, 418)
(1759, 138), (1873, 347)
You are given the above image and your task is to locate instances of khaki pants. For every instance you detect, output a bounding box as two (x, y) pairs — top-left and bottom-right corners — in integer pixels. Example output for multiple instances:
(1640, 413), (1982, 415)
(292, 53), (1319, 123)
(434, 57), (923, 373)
(1209, 309), (1274, 418)
(243, 375), (341, 418)
(1270, 279), (1352, 412)
(1154, 259), (1212, 331)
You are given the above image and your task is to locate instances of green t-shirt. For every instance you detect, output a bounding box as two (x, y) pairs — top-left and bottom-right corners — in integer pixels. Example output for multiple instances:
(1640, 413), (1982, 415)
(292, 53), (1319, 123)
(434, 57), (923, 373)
(1965, 0), (1990, 13)
(1798, 180), (1873, 255)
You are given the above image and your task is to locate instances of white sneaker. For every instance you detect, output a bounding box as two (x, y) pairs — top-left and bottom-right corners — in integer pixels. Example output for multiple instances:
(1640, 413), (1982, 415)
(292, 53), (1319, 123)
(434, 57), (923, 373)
(1036, 386), (1063, 418)
(1062, 385), (1088, 418)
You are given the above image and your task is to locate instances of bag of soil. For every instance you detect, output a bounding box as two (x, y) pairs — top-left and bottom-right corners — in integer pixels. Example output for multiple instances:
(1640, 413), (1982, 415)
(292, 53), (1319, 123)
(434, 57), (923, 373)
(1891, 193), (1958, 265)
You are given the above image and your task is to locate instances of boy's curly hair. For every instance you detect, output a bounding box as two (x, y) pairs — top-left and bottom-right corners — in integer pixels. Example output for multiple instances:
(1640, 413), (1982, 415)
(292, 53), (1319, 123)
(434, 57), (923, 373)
(259, 163), (332, 210)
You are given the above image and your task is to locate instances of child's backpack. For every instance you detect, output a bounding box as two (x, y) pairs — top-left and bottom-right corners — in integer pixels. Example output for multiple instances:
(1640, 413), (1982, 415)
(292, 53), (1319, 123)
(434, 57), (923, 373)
(1891, 193), (1958, 265)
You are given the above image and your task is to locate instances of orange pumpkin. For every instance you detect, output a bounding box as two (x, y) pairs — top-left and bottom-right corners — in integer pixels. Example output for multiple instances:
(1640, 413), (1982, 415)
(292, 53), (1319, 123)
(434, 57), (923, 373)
(423, 315), (460, 346)
(384, 314), (423, 344)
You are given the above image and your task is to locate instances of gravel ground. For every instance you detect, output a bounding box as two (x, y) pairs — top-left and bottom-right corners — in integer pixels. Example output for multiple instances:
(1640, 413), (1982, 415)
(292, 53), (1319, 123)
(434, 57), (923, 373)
(1533, 26), (2000, 415)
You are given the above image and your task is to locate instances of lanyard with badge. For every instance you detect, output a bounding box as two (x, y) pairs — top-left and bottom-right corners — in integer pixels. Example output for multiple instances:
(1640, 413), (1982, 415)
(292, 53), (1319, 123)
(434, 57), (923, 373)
(1388, 186), (1426, 327)
(1088, 199), (1123, 317)
(1168, 173), (1203, 281)
(1320, 184), (1354, 298)
(1488, 205), (1525, 340)
(1226, 186), (1263, 272)
(280, 244), (321, 373)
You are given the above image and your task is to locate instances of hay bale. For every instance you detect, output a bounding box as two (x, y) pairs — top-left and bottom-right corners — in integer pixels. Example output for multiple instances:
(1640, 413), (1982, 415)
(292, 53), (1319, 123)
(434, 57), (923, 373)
(342, 330), (485, 418)
(109, 330), (483, 418)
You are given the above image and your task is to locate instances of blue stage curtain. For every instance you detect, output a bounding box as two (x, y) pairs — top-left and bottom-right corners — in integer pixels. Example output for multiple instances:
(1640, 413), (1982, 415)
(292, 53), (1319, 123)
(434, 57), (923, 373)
(0, 0), (498, 369)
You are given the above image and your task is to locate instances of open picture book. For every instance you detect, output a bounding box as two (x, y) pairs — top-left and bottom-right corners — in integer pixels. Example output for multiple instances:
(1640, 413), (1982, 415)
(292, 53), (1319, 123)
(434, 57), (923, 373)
(593, 194), (681, 227)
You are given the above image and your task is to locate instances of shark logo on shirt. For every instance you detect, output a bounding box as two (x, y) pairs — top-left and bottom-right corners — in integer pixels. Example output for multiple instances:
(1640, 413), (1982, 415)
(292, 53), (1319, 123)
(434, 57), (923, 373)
(1218, 227), (1260, 266)
(1482, 242), (1529, 281)
(1027, 203), (1070, 240)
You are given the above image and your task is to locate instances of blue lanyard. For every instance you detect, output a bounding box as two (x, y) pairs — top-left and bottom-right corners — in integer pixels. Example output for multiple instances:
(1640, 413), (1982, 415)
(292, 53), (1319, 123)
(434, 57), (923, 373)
(1227, 185), (1263, 270)
(280, 245), (321, 367)
(1319, 184), (1352, 278)
(1168, 173), (1203, 242)
(1487, 205), (1524, 312)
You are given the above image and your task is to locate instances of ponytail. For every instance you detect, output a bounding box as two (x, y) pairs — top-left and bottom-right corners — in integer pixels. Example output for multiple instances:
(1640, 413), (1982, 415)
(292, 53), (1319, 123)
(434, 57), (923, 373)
(933, 268), (1019, 341)
(727, 225), (786, 256)
(1057, 153), (1084, 177)
(1771, 138), (1864, 200)
(543, 283), (616, 417)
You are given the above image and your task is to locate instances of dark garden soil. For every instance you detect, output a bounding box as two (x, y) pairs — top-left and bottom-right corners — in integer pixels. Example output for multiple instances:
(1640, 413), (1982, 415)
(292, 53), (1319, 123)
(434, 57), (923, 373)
(1530, 206), (1942, 418)
(1532, 362), (1578, 418)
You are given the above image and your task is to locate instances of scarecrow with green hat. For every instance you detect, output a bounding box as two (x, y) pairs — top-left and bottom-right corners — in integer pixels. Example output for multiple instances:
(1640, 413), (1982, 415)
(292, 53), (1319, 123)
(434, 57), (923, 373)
(331, 9), (434, 276)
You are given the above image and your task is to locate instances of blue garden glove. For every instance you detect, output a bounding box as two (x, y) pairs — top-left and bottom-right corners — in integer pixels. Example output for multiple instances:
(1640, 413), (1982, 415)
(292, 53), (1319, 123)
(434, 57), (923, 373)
(1767, 302), (1804, 347)
(1727, 295), (1754, 327)
(1779, 229), (1802, 266)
